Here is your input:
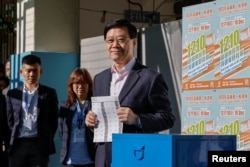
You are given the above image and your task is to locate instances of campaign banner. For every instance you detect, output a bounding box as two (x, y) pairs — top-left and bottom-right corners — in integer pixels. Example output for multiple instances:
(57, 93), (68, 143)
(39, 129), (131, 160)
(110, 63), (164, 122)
(182, 2), (217, 90)
(182, 88), (250, 151)
(181, 0), (250, 151)
(215, 0), (250, 89)
(181, 90), (216, 135)
(214, 87), (250, 151)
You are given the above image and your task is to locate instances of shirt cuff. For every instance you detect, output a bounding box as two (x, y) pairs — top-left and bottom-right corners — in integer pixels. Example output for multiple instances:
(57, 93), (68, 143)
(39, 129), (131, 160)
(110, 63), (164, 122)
(136, 116), (142, 128)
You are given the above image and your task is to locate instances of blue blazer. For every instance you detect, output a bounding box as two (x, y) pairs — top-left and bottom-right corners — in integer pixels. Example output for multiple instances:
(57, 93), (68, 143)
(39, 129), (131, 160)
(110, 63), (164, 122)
(94, 61), (175, 167)
(6, 84), (58, 156)
(58, 101), (95, 164)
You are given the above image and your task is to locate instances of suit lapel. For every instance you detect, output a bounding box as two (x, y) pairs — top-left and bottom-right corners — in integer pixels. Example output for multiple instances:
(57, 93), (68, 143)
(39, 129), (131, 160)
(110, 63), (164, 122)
(37, 84), (43, 110)
(68, 103), (77, 126)
(15, 86), (24, 112)
(118, 62), (144, 103)
(101, 70), (112, 96)
(119, 70), (139, 103)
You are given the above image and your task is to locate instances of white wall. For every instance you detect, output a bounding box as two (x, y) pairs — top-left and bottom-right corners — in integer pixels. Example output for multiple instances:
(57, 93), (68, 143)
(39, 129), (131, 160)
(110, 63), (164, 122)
(16, 0), (79, 53)
(80, 36), (112, 77)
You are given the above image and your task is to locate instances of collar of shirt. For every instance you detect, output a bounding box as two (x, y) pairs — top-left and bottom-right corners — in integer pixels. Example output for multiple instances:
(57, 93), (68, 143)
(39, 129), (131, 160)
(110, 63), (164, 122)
(22, 85), (39, 114)
(110, 58), (136, 96)
(23, 85), (39, 94)
(111, 57), (136, 74)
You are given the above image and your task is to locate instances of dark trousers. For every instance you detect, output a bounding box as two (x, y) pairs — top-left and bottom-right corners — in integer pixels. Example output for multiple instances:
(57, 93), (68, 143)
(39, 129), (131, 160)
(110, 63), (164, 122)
(0, 150), (9, 167)
(95, 143), (112, 167)
(9, 138), (49, 167)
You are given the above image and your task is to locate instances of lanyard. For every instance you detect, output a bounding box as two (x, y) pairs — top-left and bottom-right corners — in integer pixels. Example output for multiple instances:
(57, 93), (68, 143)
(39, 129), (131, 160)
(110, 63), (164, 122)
(76, 100), (88, 129)
(24, 91), (35, 113)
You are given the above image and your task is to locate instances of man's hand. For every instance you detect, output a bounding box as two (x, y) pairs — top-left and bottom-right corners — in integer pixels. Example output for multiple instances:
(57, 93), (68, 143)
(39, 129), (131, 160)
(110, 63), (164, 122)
(85, 111), (98, 127)
(117, 107), (138, 125)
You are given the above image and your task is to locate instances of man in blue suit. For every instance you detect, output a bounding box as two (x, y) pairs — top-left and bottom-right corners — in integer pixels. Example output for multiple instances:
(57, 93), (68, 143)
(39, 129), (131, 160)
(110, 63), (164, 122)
(6, 55), (58, 167)
(85, 18), (175, 167)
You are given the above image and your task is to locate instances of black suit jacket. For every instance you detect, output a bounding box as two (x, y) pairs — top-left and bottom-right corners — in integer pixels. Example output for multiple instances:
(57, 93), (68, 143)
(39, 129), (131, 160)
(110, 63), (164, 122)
(94, 61), (175, 167)
(6, 84), (58, 156)
(0, 92), (10, 151)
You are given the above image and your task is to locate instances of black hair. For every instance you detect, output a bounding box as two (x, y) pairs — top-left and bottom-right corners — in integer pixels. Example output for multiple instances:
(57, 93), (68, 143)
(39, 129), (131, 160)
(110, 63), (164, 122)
(0, 63), (5, 77)
(22, 54), (41, 65)
(0, 76), (9, 86)
(0, 63), (4, 70)
(104, 18), (137, 40)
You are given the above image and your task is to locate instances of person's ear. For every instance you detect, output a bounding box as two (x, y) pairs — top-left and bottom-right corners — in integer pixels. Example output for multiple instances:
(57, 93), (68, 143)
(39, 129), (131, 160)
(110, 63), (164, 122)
(133, 38), (137, 47)
(19, 69), (23, 75)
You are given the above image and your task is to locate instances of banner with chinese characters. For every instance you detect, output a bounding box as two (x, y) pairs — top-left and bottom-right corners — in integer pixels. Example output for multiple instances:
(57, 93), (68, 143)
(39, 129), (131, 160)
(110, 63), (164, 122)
(181, 90), (216, 135)
(181, 88), (250, 150)
(181, 0), (250, 151)
(182, 1), (217, 90)
(215, 0), (250, 89)
(215, 88), (250, 150)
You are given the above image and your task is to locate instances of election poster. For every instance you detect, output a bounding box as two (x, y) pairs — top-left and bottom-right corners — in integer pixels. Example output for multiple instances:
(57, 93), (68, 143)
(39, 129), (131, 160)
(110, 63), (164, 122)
(182, 0), (250, 151)
(182, 1), (217, 90)
(215, 0), (250, 89)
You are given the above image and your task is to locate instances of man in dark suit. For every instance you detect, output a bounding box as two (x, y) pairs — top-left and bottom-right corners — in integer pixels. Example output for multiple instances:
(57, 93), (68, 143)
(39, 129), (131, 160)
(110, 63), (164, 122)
(85, 18), (175, 167)
(6, 55), (58, 167)
(0, 90), (10, 167)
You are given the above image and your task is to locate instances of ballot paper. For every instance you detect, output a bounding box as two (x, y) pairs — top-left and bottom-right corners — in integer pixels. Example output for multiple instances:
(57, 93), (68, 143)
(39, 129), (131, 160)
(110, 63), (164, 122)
(91, 96), (123, 142)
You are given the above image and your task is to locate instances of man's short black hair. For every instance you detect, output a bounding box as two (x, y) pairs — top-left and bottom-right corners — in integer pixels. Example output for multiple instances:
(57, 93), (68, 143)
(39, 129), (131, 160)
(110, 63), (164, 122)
(22, 54), (41, 65)
(104, 18), (137, 40)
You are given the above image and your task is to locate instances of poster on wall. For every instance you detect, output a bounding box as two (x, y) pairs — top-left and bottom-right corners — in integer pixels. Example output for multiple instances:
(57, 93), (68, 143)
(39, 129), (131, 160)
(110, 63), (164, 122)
(181, 87), (250, 151)
(214, 87), (250, 150)
(182, 1), (217, 90)
(181, 90), (216, 135)
(215, 0), (250, 89)
(181, 0), (250, 151)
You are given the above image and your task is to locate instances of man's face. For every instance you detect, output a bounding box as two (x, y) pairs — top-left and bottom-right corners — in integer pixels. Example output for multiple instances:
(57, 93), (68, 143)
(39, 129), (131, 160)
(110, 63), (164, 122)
(5, 61), (10, 79)
(20, 63), (42, 85)
(105, 27), (137, 65)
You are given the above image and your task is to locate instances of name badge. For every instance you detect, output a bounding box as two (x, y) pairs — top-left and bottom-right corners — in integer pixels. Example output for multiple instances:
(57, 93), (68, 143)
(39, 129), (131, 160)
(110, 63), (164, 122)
(24, 119), (32, 130)
(73, 129), (85, 143)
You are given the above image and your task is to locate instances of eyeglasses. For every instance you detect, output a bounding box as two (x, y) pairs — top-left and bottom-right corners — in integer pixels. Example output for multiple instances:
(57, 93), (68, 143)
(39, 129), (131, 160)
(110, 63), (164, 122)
(105, 36), (130, 45)
(73, 82), (88, 86)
